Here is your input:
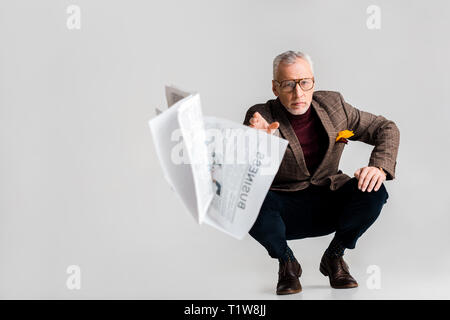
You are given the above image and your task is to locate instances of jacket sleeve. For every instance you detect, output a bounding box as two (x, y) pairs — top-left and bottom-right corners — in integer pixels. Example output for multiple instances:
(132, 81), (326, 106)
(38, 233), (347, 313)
(243, 105), (282, 138)
(340, 93), (400, 180)
(243, 107), (255, 126)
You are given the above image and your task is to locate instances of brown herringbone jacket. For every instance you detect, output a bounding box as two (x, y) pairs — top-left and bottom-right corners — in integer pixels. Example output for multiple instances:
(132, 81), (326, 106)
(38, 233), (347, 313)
(243, 91), (400, 191)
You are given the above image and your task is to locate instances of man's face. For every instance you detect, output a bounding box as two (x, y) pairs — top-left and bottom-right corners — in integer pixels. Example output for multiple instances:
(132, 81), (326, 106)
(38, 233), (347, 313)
(272, 57), (314, 115)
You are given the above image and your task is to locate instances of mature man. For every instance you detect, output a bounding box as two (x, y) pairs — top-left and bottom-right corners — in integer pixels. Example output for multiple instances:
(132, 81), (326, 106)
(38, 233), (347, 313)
(243, 51), (400, 295)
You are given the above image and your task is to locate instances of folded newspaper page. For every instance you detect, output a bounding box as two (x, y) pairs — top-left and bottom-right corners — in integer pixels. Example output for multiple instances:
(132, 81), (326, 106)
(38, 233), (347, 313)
(148, 85), (288, 239)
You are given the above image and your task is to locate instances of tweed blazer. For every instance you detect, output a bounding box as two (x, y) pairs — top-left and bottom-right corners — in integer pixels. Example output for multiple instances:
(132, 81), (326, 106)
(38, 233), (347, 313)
(243, 91), (400, 191)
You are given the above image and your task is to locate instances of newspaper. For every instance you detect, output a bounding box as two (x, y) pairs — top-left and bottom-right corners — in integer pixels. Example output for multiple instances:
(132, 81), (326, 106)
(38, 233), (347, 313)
(148, 85), (288, 239)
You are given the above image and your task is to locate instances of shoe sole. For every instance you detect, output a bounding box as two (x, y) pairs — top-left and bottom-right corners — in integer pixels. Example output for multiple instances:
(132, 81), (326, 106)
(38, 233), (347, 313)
(319, 263), (359, 289)
(276, 288), (302, 295)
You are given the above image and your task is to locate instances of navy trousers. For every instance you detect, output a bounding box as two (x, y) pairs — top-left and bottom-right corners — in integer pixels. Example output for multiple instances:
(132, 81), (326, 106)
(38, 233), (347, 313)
(249, 177), (389, 259)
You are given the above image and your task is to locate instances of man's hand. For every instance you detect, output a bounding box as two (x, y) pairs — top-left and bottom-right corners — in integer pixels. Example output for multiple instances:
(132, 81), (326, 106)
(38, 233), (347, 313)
(354, 166), (387, 192)
(248, 112), (280, 134)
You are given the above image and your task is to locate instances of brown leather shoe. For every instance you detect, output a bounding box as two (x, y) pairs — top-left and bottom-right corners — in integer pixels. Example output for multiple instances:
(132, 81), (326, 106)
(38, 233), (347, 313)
(319, 254), (358, 289)
(276, 260), (302, 295)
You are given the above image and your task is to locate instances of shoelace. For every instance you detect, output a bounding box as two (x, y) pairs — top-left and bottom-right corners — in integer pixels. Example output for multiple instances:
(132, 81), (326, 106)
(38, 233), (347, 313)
(334, 259), (351, 279)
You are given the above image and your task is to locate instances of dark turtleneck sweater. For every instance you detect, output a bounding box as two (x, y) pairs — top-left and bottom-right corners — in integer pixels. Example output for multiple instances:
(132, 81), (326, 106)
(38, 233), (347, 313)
(282, 102), (329, 175)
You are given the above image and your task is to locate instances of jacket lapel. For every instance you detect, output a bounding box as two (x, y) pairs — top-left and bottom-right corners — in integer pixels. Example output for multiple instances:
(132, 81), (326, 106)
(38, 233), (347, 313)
(271, 98), (338, 179)
(310, 99), (337, 177)
(271, 98), (310, 176)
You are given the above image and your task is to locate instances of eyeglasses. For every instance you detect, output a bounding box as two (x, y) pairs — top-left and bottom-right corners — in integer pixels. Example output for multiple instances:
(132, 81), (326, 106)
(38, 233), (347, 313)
(274, 78), (315, 93)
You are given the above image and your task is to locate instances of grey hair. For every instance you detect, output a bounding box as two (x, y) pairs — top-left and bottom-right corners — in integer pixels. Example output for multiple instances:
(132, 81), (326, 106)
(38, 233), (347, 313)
(273, 51), (314, 80)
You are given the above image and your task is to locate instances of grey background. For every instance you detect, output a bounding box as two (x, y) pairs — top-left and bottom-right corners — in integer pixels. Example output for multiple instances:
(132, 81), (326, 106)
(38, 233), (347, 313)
(1, 0), (449, 299)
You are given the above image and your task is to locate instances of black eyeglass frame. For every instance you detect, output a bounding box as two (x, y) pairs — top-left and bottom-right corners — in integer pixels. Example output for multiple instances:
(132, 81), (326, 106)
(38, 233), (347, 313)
(274, 77), (315, 92)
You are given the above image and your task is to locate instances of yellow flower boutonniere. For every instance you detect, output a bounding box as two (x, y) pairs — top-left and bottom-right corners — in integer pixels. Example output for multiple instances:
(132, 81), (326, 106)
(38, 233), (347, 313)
(335, 130), (354, 144)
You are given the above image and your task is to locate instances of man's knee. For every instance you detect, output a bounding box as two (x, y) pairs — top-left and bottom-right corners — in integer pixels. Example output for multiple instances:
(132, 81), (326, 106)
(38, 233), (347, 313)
(249, 224), (287, 259)
(250, 191), (282, 229)
(348, 178), (389, 205)
(359, 183), (389, 222)
(249, 209), (285, 240)
(260, 190), (283, 212)
(341, 181), (389, 224)
(369, 182), (389, 206)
